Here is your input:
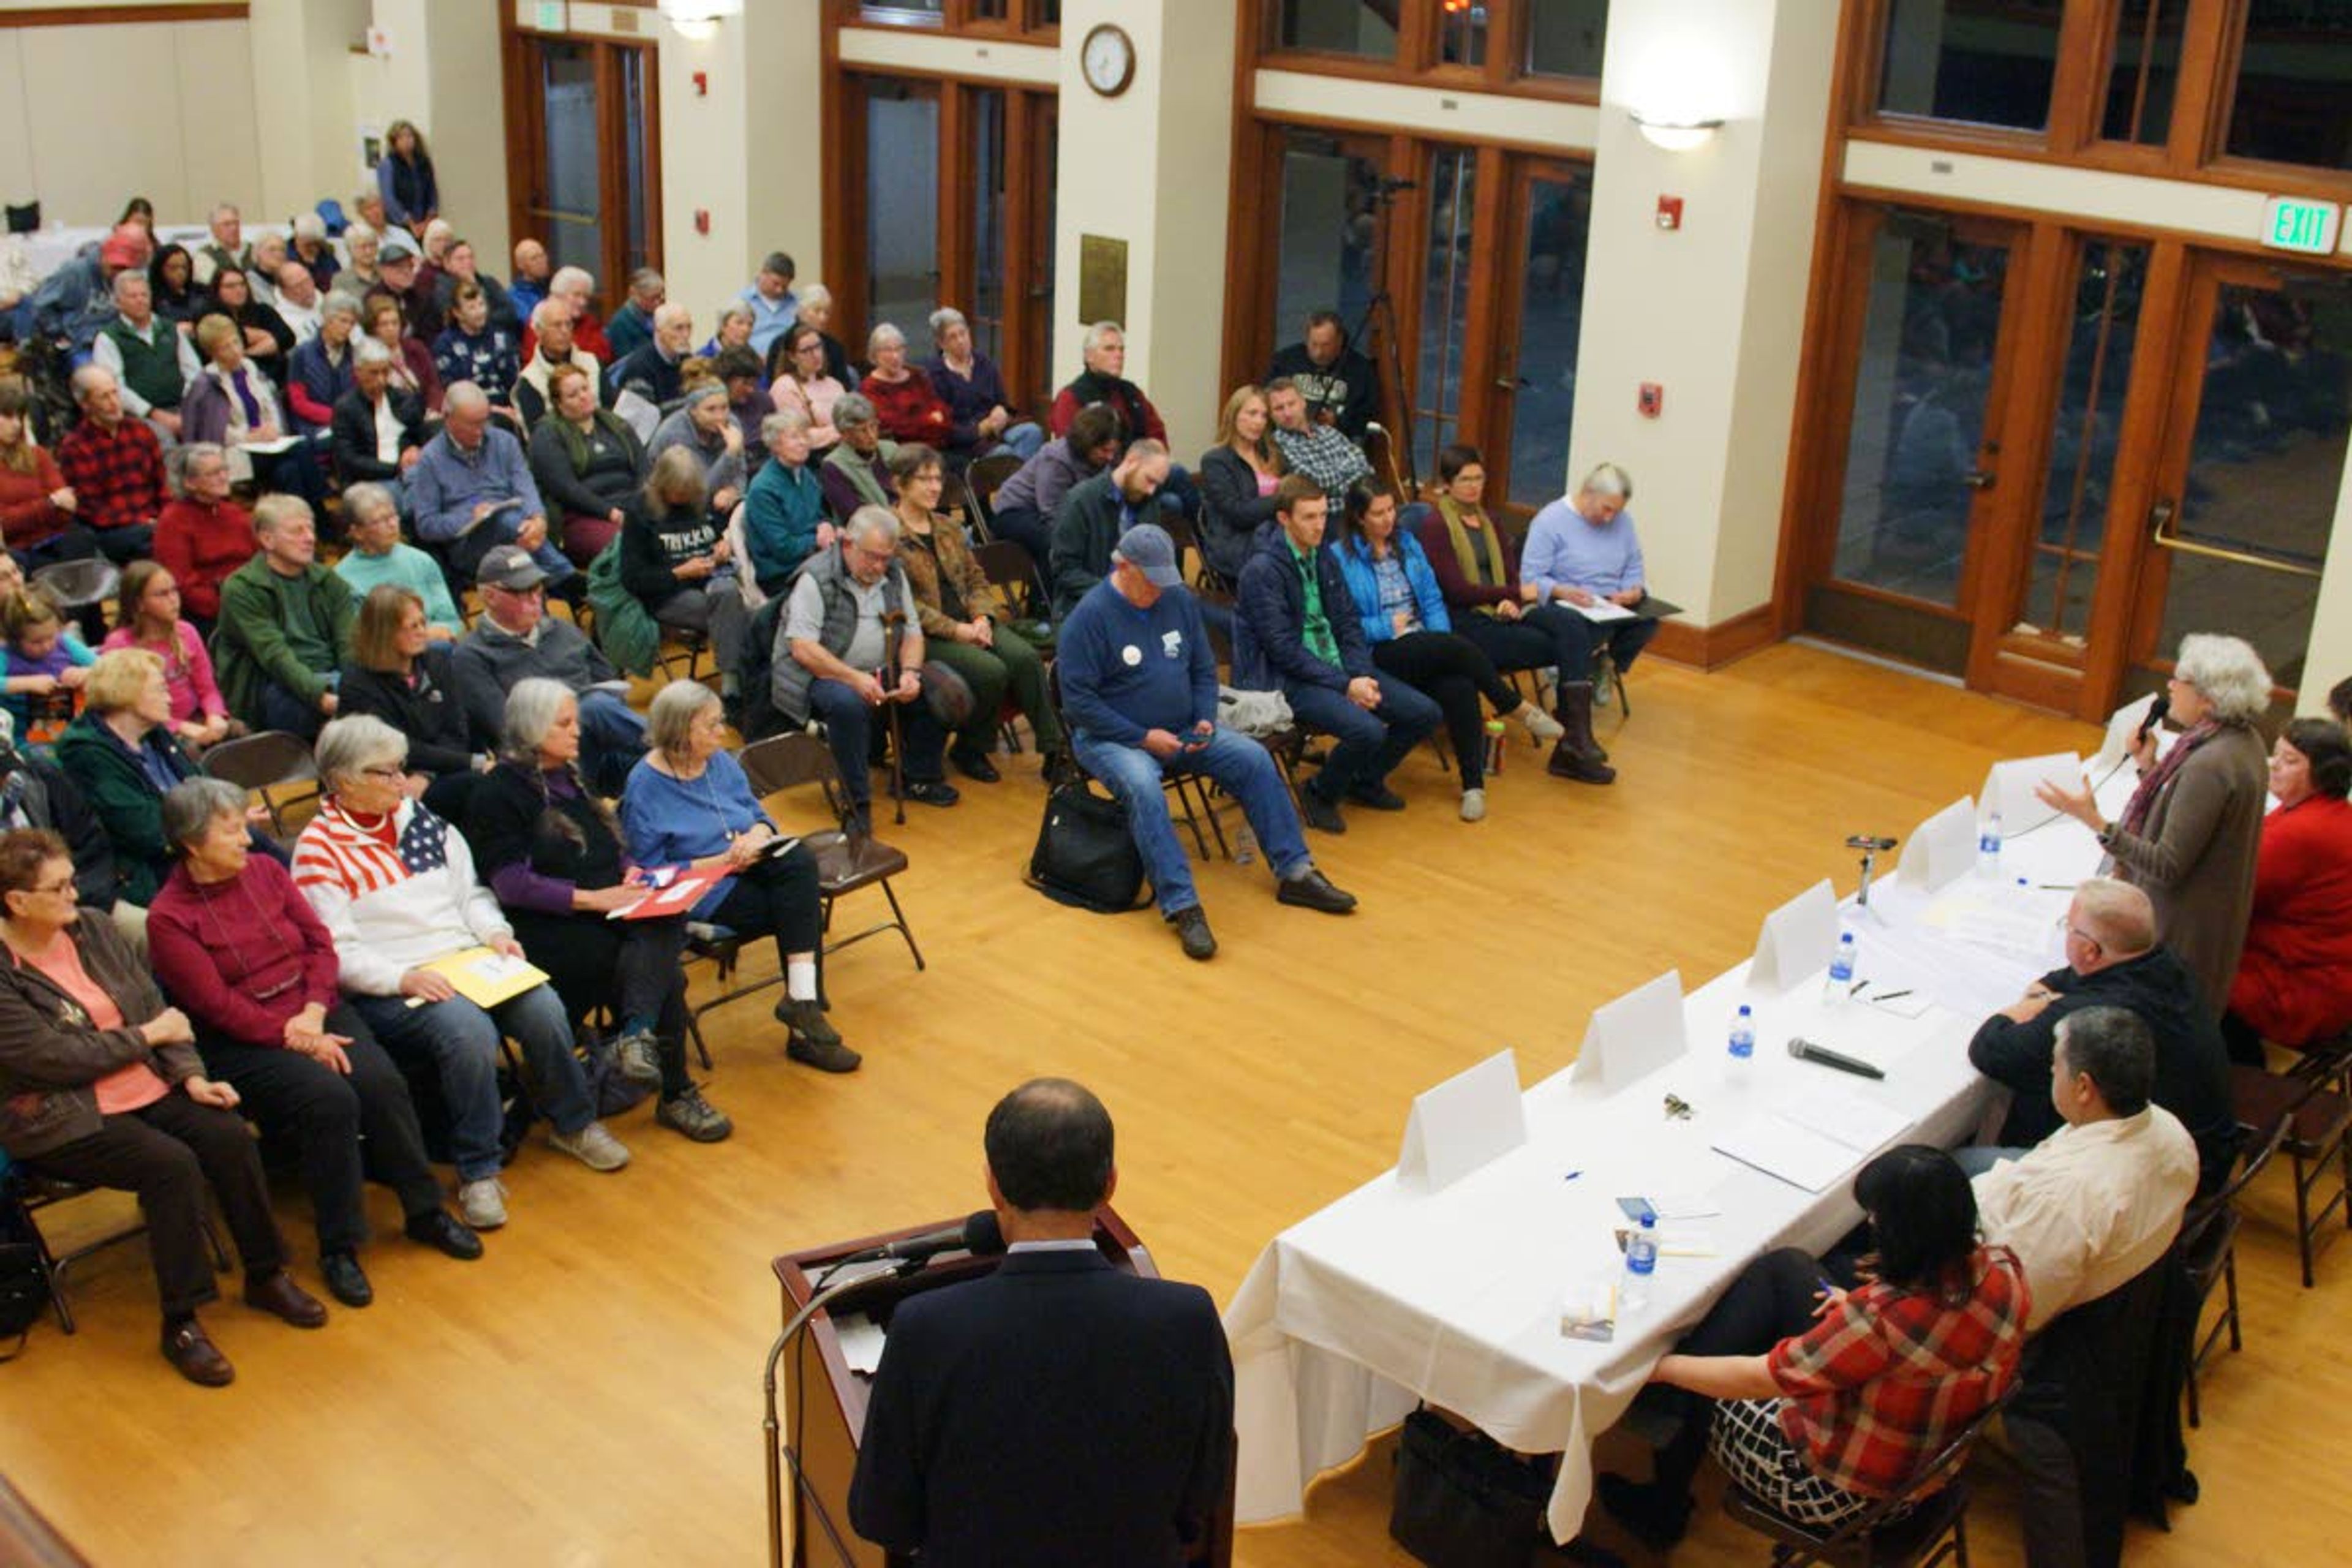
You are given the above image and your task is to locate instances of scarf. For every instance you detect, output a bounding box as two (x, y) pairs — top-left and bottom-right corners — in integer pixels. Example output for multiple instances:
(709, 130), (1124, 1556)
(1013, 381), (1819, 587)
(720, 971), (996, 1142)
(2117, 718), (2223, 839)
(228, 367), (263, 427)
(554, 407), (635, 473)
(1435, 496), (1508, 613)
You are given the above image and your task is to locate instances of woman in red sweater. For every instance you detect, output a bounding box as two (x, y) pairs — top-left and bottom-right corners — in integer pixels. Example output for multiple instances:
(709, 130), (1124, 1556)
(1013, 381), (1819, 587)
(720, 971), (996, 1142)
(0, 380), (90, 561)
(150, 442), (252, 633)
(861, 322), (956, 450)
(2225, 718), (2352, 1061)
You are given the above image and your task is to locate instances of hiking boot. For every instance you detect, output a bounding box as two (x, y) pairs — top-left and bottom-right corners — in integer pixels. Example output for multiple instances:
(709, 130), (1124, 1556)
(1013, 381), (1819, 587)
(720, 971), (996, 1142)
(612, 1028), (663, 1088)
(787, 1035), (864, 1073)
(1169, 905), (1217, 960)
(775, 996), (843, 1047)
(657, 1085), (734, 1142)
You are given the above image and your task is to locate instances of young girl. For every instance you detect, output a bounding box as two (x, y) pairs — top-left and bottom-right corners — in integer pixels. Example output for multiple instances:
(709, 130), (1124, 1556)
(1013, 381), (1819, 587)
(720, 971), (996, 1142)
(100, 562), (237, 754)
(1, 581), (94, 747)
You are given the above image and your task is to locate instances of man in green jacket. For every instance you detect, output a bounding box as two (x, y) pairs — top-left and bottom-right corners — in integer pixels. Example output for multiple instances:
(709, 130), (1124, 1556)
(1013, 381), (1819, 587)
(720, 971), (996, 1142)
(211, 496), (357, 737)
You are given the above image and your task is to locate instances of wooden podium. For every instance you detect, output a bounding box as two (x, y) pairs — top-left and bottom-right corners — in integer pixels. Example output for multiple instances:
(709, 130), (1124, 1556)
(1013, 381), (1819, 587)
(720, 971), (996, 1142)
(771, 1207), (1234, 1568)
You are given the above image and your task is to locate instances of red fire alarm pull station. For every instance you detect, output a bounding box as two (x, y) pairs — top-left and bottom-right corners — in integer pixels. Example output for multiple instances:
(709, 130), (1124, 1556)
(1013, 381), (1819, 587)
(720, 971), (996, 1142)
(694, 209), (711, 236)
(1638, 383), (1664, 418)
(693, 70), (709, 97)
(1656, 195), (1683, 230)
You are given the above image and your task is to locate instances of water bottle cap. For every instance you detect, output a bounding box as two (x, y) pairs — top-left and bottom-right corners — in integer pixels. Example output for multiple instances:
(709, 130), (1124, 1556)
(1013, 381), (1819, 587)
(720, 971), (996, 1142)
(1638, 1213), (1656, 1228)
(1736, 1003), (1751, 1017)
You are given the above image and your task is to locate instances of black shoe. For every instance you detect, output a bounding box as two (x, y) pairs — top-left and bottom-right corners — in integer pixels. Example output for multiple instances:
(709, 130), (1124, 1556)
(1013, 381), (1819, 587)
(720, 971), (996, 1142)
(1168, 905), (1217, 960)
(405, 1208), (485, 1261)
(1547, 739), (1618, 785)
(1041, 751), (1080, 788)
(950, 746), (1001, 783)
(1595, 1473), (1690, 1553)
(320, 1251), (373, 1308)
(1276, 868), (1358, 914)
(775, 995), (843, 1047)
(892, 778), (961, 808)
(1346, 782), (1406, 811)
(1298, 788), (1346, 835)
(787, 1035), (864, 1073)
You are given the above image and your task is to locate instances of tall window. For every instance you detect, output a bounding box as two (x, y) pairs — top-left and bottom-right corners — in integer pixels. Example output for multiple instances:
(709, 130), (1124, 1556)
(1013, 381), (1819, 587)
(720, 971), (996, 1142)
(2099, 0), (2185, 146)
(1875, 0), (2064, 130)
(2225, 2), (2352, 170)
(1270, 129), (1389, 348)
(1275, 0), (1400, 59)
(865, 79), (940, 338)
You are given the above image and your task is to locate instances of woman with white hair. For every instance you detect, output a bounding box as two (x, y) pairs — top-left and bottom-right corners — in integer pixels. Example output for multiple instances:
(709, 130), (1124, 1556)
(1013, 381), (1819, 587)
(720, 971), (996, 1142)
(767, 283), (854, 390)
(703, 300), (760, 366)
(859, 323), (958, 454)
(295, 714), (630, 1232)
(466, 679), (731, 1141)
(330, 223), (381, 301)
(287, 290), (364, 431)
(925, 306), (1042, 462)
(646, 382), (747, 518)
(620, 680), (856, 1073)
(2037, 633), (2275, 1016)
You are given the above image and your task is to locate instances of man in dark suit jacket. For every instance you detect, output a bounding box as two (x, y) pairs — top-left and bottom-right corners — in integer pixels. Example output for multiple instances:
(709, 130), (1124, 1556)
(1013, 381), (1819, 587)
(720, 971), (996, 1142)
(849, 1078), (1234, 1567)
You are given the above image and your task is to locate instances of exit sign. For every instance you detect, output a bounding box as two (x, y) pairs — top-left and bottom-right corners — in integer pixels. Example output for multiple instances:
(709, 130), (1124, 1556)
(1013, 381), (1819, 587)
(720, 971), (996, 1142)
(2262, 196), (2341, 255)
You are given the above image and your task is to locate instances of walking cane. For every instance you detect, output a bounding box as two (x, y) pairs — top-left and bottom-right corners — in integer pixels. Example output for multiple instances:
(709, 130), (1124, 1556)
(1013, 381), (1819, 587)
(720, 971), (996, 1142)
(881, 609), (909, 826)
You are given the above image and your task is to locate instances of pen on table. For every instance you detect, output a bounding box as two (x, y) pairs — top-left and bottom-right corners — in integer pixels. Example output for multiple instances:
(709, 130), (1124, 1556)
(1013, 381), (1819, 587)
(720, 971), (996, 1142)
(1562, 1170), (1583, 1182)
(2037, 883), (2073, 891)
(1849, 976), (1868, 996)
(1869, 988), (1912, 1003)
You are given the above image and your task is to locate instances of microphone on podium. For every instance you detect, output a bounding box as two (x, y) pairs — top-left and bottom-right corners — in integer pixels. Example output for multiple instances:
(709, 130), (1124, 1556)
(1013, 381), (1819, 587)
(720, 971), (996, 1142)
(847, 1210), (1006, 1267)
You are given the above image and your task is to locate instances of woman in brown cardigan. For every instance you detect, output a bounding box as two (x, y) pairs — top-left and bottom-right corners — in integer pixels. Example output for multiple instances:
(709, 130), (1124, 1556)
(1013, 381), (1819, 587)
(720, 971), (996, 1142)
(0, 827), (325, 1385)
(887, 443), (1059, 781)
(2038, 633), (2273, 1017)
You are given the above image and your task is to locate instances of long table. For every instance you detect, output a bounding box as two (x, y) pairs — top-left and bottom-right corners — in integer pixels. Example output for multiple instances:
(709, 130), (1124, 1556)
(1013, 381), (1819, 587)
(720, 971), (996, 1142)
(1224, 772), (2134, 1543)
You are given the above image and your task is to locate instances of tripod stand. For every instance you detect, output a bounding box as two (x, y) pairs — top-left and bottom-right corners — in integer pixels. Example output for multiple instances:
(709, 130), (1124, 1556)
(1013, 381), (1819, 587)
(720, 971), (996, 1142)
(1345, 177), (1420, 496)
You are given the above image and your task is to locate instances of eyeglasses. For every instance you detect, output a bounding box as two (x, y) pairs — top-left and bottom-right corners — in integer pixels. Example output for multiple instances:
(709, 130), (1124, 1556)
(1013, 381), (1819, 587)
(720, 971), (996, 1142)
(361, 764), (408, 780)
(27, 876), (75, 897)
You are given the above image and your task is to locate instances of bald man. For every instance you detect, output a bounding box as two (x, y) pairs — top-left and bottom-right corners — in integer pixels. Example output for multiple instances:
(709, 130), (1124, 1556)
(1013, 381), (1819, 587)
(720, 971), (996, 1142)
(1966, 876), (2233, 1188)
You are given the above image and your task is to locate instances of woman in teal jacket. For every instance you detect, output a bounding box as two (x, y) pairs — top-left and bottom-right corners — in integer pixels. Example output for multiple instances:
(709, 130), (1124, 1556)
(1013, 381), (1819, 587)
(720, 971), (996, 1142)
(1333, 482), (1562, 820)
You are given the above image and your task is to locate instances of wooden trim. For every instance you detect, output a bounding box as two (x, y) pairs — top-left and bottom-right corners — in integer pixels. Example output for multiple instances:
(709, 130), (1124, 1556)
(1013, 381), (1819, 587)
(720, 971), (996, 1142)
(1647, 603), (1781, 671)
(637, 39), (663, 282)
(1833, 176), (2352, 271)
(0, 3), (246, 25)
(1218, 1), (1263, 405)
(1242, 104), (1599, 165)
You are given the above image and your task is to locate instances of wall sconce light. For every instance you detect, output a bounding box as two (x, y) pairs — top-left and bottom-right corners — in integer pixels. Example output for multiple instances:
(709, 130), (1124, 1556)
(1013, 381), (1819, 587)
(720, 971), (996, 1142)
(1630, 111), (1724, 153)
(658, 0), (741, 42)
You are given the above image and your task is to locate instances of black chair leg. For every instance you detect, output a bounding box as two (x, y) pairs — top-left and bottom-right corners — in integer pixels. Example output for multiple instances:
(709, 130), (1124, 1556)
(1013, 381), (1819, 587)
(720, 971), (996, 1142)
(883, 880), (925, 971)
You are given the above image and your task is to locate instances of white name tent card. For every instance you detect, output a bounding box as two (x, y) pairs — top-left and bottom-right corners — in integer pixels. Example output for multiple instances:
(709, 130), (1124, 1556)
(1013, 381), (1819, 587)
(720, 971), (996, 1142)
(1396, 1049), (1528, 1194)
(1979, 753), (2084, 823)
(1896, 797), (1978, 891)
(1750, 880), (1840, 993)
(1570, 970), (1688, 1092)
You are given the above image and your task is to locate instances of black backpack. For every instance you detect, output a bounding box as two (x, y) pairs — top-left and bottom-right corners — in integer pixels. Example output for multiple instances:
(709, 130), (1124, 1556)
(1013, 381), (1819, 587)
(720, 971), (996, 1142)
(0, 1166), (55, 1360)
(736, 596), (790, 741)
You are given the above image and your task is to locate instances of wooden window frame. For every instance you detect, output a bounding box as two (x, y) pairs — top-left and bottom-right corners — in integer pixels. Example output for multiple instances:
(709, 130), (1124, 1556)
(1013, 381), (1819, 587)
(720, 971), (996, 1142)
(498, 15), (665, 317)
(1253, 0), (1601, 107)
(1844, 0), (2352, 202)
(836, 0), (1058, 40)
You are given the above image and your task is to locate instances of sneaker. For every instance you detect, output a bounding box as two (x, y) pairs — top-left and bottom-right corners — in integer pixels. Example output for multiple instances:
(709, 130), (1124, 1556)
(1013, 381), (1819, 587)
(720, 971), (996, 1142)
(549, 1120), (631, 1172)
(1460, 787), (1487, 823)
(1298, 787), (1346, 835)
(787, 1035), (864, 1073)
(613, 1028), (663, 1088)
(1346, 782), (1407, 811)
(657, 1085), (734, 1142)
(1168, 904), (1217, 961)
(1517, 704), (1564, 742)
(774, 995), (843, 1047)
(458, 1177), (509, 1229)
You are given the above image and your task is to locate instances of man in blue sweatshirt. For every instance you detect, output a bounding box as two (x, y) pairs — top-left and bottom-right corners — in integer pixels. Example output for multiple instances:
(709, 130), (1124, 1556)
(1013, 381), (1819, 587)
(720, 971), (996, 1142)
(1058, 525), (1357, 960)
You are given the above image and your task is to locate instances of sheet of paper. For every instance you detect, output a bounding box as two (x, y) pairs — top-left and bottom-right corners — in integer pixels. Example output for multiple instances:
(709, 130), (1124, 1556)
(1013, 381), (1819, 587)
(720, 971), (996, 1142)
(1711, 1112), (1860, 1194)
(240, 435), (300, 455)
(831, 1311), (887, 1376)
(1774, 1085), (1910, 1155)
(1569, 597), (1635, 623)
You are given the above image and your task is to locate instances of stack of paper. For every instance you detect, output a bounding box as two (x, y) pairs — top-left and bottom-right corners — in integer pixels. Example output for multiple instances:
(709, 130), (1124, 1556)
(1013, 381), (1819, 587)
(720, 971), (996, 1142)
(1711, 1086), (1912, 1193)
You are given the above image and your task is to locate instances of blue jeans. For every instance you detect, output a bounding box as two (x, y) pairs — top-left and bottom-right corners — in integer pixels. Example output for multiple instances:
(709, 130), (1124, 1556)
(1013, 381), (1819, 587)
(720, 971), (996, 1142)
(258, 677), (330, 739)
(352, 981), (594, 1183)
(1285, 672), (1442, 802)
(1000, 421), (1046, 461)
(579, 688), (648, 797)
(806, 676), (947, 810)
(1071, 725), (1309, 917)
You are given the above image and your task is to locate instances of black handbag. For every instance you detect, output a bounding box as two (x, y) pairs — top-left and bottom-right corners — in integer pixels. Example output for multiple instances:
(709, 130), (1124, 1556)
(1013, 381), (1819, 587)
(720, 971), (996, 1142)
(1026, 778), (1148, 913)
(0, 1172), (53, 1360)
(1389, 1408), (1550, 1568)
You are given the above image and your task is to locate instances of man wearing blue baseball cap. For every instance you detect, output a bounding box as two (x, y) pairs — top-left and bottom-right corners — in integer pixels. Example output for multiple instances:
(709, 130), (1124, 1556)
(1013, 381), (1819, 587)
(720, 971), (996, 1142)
(1055, 523), (1355, 960)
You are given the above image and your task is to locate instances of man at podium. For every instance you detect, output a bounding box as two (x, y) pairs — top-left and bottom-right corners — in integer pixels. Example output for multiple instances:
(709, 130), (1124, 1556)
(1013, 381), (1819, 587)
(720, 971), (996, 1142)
(848, 1079), (1234, 1566)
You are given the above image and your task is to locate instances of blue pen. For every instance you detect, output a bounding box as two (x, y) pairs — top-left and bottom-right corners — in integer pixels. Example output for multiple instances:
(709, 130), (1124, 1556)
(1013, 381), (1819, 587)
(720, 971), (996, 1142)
(1562, 1170), (1583, 1182)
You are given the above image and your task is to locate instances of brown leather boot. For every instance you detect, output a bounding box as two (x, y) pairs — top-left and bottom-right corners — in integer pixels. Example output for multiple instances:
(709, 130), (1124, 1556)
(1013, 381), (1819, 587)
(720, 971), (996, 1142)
(1555, 679), (1608, 762)
(1547, 683), (1617, 784)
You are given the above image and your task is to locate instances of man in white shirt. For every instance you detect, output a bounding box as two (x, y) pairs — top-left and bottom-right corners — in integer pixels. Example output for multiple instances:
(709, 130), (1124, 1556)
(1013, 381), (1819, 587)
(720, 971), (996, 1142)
(272, 261), (325, 344)
(1973, 1003), (2198, 1331)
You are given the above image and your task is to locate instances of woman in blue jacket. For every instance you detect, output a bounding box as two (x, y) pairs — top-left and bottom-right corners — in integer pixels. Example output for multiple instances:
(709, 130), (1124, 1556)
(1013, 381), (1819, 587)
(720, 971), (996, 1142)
(1334, 481), (1562, 820)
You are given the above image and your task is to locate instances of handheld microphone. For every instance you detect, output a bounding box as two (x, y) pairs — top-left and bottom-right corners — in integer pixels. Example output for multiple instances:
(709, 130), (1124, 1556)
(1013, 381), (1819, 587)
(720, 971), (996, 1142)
(2137, 692), (2170, 742)
(1786, 1037), (1886, 1081)
(846, 1211), (1006, 1267)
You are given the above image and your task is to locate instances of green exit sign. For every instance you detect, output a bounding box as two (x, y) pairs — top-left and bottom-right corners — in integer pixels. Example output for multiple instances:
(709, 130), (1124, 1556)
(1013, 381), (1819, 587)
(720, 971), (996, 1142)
(2263, 197), (2341, 256)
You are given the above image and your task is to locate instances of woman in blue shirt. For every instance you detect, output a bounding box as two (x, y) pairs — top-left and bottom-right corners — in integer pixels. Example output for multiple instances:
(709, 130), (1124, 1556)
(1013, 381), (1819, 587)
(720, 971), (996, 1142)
(619, 679), (858, 1072)
(1333, 482), (1562, 821)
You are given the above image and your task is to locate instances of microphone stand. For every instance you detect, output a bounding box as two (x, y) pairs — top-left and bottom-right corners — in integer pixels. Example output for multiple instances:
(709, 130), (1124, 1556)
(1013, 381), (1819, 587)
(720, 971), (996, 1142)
(762, 1261), (905, 1568)
(1848, 833), (1898, 925)
(881, 610), (908, 827)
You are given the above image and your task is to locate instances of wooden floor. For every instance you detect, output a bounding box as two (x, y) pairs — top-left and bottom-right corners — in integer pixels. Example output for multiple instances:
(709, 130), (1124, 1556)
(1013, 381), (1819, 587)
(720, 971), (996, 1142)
(4, 643), (2346, 1566)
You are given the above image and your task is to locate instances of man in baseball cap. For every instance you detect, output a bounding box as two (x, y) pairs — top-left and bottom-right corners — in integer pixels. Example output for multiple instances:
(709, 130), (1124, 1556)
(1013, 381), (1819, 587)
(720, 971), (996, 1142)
(1052, 522), (1356, 960)
(451, 545), (649, 794)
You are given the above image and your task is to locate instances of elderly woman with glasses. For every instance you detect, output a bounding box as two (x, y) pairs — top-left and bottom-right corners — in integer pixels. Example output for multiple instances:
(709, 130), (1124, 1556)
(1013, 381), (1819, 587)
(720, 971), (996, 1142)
(0, 826), (325, 1385)
(467, 679), (731, 1140)
(742, 407), (830, 598)
(620, 679), (856, 1074)
(2038, 633), (2274, 1018)
(293, 715), (630, 1233)
(148, 778), (481, 1311)
(861, 322), (955, 454)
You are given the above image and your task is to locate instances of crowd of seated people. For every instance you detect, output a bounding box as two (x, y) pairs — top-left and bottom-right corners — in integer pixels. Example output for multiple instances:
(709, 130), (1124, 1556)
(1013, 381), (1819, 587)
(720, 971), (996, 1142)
(6, 191), (2351, 1540)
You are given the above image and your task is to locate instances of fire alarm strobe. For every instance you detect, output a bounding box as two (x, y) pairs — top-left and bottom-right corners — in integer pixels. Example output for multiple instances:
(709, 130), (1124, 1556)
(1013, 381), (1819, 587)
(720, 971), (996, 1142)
(1638, 383), (1663, 418)
(1656, 195), (1684, 230)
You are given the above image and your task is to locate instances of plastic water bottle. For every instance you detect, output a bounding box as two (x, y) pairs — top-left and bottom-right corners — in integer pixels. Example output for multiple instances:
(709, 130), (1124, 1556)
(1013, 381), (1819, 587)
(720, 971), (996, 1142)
(1232, 824), (1256, 867)
(1824, 931), (1858, 1008)
(1621, 1214), (1659, 1316)
(1483, 717), (1507, 776)
(1977, 812), (2005, 878)
(1725, 1004), (1756, 1080)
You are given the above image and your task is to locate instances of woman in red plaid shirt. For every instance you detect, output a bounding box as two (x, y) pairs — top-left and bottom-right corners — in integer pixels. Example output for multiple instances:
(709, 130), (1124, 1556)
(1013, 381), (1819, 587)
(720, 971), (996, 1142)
(1601, 1145), (2029, 1547)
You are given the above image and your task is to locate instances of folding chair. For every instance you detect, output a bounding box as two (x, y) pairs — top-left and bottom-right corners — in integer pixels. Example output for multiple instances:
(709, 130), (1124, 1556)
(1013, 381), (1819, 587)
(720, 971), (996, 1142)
(965, 451), (1025, 540)
(2229, 1061), (2352, 1287)
(1044, 664), (1227, 861)
(3, 1163), (227, 1336)
(2181, 1110), (2292, 1426)
(200, 729), (323, 842)
(739, 733), (925, 970)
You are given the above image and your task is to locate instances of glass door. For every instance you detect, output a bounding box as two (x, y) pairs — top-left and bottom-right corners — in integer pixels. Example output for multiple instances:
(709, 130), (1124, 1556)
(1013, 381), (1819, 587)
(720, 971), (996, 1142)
(1412, 144), (1478, 484)
(2128, 258), (2352, 698)
(1799, 206), (2031, 675)
(864, 77), (942, 341)
(1487, 158), (1593, 524)
(508, 33), (660, 314)
(530, 42), (603, 282)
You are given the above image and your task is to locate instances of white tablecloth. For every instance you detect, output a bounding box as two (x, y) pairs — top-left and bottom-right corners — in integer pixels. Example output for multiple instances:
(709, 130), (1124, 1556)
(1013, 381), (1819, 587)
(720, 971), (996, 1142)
(1223, 764), (2135, 1542)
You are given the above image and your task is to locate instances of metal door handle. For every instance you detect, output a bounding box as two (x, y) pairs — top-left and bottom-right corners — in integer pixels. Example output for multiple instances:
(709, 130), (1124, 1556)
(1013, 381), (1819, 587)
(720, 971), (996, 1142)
(1962, 469), (1995, 490)
(1491, 376), (1533, 391)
